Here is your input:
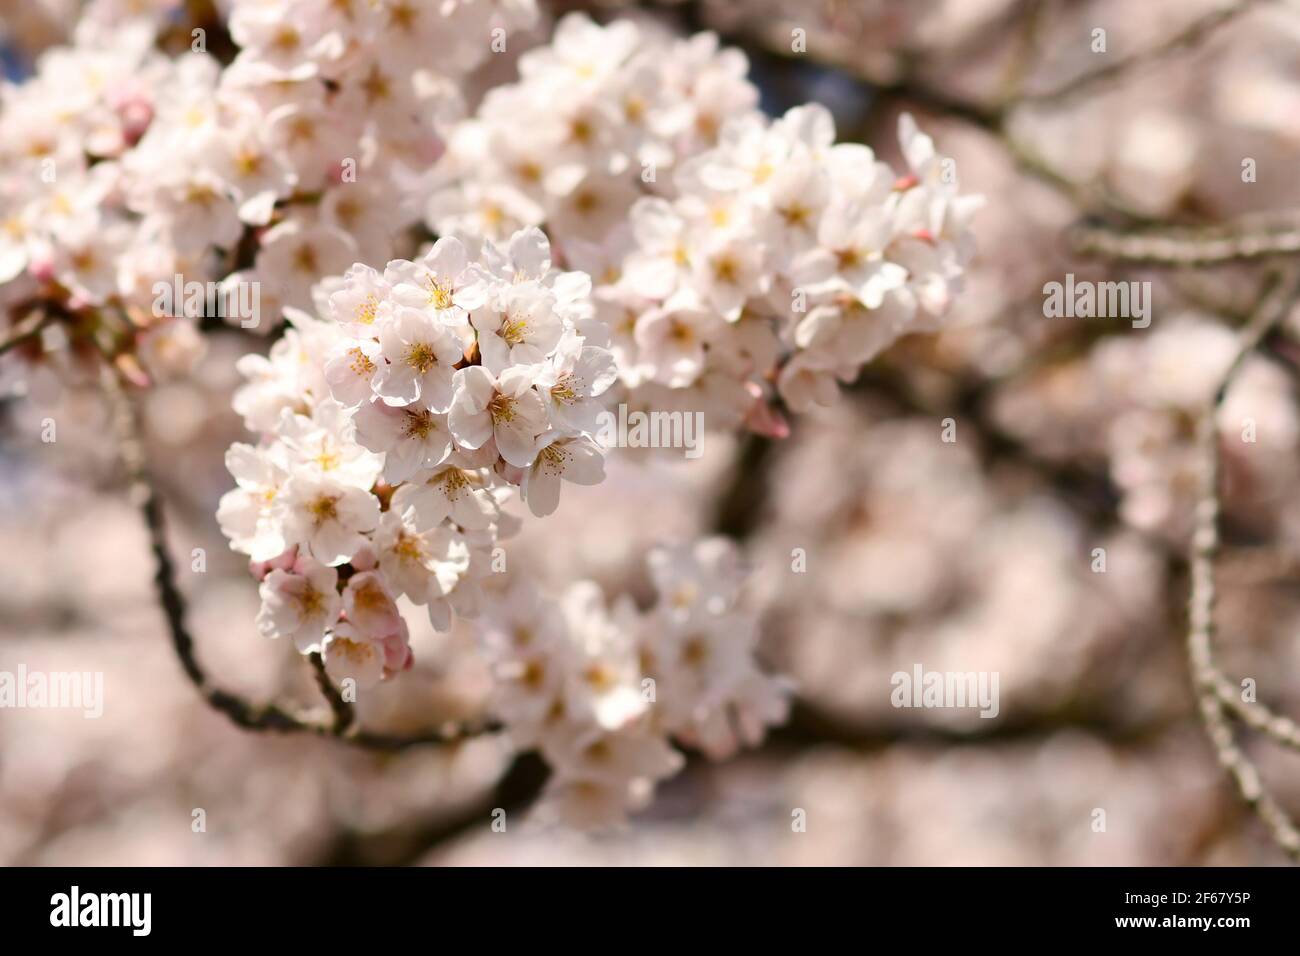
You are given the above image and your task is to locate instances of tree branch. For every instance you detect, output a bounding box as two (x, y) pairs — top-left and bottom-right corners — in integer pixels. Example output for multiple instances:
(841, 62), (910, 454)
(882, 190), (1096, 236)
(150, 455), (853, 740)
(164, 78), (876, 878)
(99, 359), (501, 752)
(309, 651), (355, 735)
(1022, 0), (1261, 109)
(1072, 212), (1300, 265)
(0, 308), (58, 357)
(1187, 265), (1300, 861)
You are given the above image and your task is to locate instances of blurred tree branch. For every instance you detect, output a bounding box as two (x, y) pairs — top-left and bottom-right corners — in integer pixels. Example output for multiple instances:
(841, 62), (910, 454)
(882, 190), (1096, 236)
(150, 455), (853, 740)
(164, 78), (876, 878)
(1188, 265), (1300, 861)
(1072, 211), (1300, 265)
(1020, 0), (1261, 108)
(667, 0), (1251, 226)
(0, 308), (57, 357)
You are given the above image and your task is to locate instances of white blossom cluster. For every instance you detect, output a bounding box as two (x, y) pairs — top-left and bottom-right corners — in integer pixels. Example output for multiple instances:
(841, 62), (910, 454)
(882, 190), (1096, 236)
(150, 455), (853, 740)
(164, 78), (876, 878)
(434, 13), (981, 429)
(427, 12), (757, 246)
(614, 108), (982, 421)
(212, 0), (539, 317)
(0, 21), (168, 300)
(218, 228), (617, 685)
(1, 0), (538, 389)
(481, 538), (790, 827)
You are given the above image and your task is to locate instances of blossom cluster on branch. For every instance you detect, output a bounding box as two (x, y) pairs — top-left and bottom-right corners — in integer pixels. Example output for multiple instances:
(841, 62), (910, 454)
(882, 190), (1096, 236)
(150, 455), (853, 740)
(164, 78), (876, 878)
(216, 223), (792, 817)
(1, 0), (538, 387)
(2, 0), (976, 828)
(433, 13), (982, 429)
(220, 228), (613, 679)
(482, 538), (790, 826)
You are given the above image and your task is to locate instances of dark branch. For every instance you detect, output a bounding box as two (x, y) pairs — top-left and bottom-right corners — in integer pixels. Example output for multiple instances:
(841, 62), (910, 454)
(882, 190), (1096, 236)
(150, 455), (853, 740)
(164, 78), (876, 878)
(99, 358), (501, 752)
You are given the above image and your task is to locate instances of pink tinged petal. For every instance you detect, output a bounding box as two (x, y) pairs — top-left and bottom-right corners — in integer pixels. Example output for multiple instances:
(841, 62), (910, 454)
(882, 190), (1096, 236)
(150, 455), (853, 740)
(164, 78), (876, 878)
(426, 598), (453, 632)
(509, 342), (548, 367)
(455, 365), (497, 409)
(496, 365), (539, 398)
(744, 386), (791, 439)
(455, 264), (493, 310)
(375, 362), (421, 406)
(310, 521), (359, 566)
(449, 405), (494, 449)
(476, 334), (513, 375)
(562, 440), (605, 485)
(451, 485), (496, 530)
(508, 227), (551, 276)
(523, 466), (561, 517)
(353, 400), (405, 454)
(391, 482), (451, 530)
(418, 364), (455, 413)
(578, 347), (618, 395)
(552, 270), (591, 302)
(423, 235), (467, 277)
(494, 419), (542, 467)
(338, 488), (380, 532)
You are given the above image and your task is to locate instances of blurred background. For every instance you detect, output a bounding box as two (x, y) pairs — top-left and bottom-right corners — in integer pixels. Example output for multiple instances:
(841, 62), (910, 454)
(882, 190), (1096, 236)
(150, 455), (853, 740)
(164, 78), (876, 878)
(4, 0), (1300, 865)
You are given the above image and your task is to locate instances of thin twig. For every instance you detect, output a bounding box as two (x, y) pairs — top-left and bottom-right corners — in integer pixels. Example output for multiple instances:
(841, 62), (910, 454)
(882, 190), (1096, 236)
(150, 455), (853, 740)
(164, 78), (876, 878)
(309, 651), (355, 735)
(995, 0), (1050, 106)
(679, 1), (1164, 225)
(1072, 216), (1300, 265)
(1187, 265), (1300, 861)
(0, 309), (57, 357)
(1023, 0), (1260, 108)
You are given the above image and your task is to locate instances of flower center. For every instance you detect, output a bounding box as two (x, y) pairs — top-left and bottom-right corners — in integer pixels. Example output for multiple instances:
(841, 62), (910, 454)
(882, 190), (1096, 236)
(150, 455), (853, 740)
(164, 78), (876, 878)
(437, 468), (471, 499)
(347, 347), (375, 376)
(353, 580), (389, 610)
(550, 375), (577, 404)
(298, 584), (325, 616)
(402, 408), (436, 440)
(780, 203), (812, 227)
(426, 276), (454, 310)
(235, 149), (262, 176)
(500, 314), (529, 346)
(836, 247), (862, 269)
(272, 26), (301, 53)
(355, 295), (379, 325)
(583, 663), (618, 691)
(309, 494), (339, 524)
(521, 660), (546, 689)
(293, 244), (318, 274)
(313, 447), (341, 471)
(393, 531), (425, 563)
(405, 342), (437, 373)
(682, 635), (710, 667)
(539, 442), (569, 474)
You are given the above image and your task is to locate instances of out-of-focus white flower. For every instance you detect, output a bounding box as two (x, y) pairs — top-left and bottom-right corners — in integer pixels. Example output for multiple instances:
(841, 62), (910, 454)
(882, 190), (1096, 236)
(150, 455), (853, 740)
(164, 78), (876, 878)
(480, 539), (787, 827)
(322, 621), (386, 689)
